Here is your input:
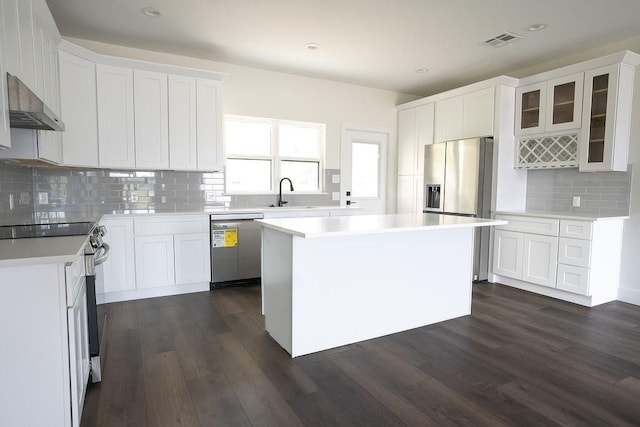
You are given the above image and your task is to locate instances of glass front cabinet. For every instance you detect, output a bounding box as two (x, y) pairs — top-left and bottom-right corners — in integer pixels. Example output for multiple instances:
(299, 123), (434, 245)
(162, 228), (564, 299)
(579, 63), (634, 172)
(516, 73), (583, 136)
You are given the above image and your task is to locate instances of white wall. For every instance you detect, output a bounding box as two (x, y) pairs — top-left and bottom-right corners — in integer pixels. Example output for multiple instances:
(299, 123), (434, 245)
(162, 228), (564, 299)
(65, 37), (419, 212)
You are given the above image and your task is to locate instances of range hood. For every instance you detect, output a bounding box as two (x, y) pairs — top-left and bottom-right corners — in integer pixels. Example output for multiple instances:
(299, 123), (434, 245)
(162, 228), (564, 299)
(7, 73), (65, 131)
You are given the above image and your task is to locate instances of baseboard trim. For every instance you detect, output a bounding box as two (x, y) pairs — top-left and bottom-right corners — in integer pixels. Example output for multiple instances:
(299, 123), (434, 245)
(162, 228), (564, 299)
(96, 282), (210, 304)
(617, 287), (640, 306)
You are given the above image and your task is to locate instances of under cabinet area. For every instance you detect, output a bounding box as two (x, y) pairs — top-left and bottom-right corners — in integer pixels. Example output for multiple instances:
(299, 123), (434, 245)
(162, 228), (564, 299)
(492, 213), (625, 306)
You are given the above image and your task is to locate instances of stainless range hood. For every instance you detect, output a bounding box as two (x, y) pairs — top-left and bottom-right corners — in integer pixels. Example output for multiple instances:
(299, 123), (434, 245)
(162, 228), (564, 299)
(7, 73), (65, 131)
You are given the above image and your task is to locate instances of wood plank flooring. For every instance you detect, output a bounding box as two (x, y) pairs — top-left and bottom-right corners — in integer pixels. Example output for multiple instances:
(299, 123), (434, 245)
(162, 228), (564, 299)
(81, 283), (640, 426)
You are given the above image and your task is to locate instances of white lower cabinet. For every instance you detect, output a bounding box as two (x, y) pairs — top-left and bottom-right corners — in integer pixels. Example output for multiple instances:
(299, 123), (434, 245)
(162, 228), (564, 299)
(493, 214), (624, 306)
(134, 235), (175, 288)
(174, 233), (211, 284)
(521, 234), (558, 287)
(99, 218), (136, 295)
(67, 275), (90, 427)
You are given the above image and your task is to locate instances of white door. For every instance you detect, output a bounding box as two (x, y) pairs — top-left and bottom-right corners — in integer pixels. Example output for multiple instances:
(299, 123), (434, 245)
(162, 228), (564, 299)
(522, 234), (558, 288)
(134, 235), (175, 288)
(174, 233), (210, 285)
(341, 125), (389, 214)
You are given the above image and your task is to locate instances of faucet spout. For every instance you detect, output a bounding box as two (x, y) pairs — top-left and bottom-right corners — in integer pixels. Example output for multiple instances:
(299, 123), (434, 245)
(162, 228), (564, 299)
(278, 177), (294, 207)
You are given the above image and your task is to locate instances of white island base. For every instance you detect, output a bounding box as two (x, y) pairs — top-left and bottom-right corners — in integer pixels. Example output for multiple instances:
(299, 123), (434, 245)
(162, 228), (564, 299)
(260, 214), (504, 358)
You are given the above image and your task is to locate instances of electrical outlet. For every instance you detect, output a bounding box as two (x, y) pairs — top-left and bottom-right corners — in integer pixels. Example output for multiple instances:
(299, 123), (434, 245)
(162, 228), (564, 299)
(332, 174), (340, 184)
(38, 192), (48, 205)
(161, 196), (166, 203)
(130, 192), (138, 203)
(332, 192), (340, 201)
(9, 194), (14, 210)
(205, 191), (216, 202)
(572, 196), (581, 207)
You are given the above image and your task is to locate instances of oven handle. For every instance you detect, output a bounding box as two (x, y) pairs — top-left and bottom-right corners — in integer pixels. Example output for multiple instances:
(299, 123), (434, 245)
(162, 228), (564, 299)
(94, 242), (111, 266)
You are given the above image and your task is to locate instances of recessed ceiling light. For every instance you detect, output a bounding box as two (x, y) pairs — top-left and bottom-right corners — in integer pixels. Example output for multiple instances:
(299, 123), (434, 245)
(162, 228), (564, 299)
(415, 68), (429, 74)
(528, 23), (547, 32)
(141, 7), (162, 17)
(305, 42), (320, 51)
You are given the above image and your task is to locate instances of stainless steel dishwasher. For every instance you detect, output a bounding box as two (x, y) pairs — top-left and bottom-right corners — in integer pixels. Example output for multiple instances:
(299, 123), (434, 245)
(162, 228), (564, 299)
(210, 212), (264, 289)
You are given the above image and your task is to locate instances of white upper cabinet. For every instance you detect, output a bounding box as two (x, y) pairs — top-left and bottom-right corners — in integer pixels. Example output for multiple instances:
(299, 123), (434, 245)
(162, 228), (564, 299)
(435, 87), (494, 143)
(134, 70), (169, 169)
(398, 103), (434, 176)
(0, 2), (11, 149)
(579, 63), (635, 172)
(196, 78), (223, 171)
(59, 51), (98, 167)
(516, 73), (583, 135)
(96, 64), (136, 168)
(168, 74), (197, 170)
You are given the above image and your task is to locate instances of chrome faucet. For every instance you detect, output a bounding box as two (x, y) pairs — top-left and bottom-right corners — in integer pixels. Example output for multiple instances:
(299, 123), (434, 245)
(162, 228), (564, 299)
(278, 177), (294, 207)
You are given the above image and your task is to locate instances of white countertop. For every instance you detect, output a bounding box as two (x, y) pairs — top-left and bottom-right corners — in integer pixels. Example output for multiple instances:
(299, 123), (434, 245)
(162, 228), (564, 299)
(0, 235), (88, 267)
(257, 213), (506, 238)
(494, 210), (629, 221)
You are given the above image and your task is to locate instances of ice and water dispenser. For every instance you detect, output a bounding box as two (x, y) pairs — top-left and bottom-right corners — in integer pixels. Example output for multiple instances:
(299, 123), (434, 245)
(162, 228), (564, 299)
(424, 184), (441, 210)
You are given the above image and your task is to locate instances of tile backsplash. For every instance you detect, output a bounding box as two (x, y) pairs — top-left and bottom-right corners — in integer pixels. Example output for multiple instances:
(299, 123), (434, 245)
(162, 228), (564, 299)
(0, 162), (340, 220)
(526, 166), (632, 216)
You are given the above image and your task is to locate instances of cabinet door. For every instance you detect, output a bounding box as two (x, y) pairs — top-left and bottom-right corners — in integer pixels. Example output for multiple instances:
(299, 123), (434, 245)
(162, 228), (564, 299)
(97, 64), (136, 168)
(493, 230), (524, 279)
(168, 75), (197, 170)
(397, 108), (416, 175)
(545, 73), (583, 132)
(196, 78), (223, 171)
(579, 63), (633, 172)
(434, 96), (463, 143)
(415, 103), (434, 173)
(100, 218), (136, 294)
(413, 176), (424, 214)
(174, 233), (211, 285)
(515, 82), (546, 135)
(522, 234), (558, 288)
(397, 174), (420, 214)
(31, 13), (45, 99)
(463, 88), (494, 138)
(134, 70), (169, 169)
(67, 278), (90, 427)
(0, 2), (11, 149)
(135, 235), (175, 288)
(59, 51), (99, 167)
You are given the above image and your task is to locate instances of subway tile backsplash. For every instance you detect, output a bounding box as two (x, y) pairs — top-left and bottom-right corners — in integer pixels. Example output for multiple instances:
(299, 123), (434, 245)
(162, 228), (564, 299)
(0, 162), (340, 220)
(526, 166), (632, 216)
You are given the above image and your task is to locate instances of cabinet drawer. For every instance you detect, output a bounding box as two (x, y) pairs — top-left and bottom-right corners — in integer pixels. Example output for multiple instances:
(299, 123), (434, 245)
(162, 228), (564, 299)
(495, 215), (559, 236)
(559, 220), (593, 240)
(556, 264), (590, 296)
(558, 237), (591, 267)
(65, 255), (86, 306)
(134, 215), (209, 235)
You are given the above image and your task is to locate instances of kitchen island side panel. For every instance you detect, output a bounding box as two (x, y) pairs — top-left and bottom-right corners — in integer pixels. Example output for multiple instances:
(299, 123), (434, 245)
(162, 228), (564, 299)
(286, 227), (474, 357)
(262, 227), (294, 354)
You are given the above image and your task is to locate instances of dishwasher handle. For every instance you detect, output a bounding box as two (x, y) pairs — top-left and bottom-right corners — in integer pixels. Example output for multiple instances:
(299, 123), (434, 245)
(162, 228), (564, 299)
(212, 222), (242, 229)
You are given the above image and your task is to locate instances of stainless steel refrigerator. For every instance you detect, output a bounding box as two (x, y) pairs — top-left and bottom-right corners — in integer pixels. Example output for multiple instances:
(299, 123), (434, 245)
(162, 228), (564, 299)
(423, 137), (493, 280)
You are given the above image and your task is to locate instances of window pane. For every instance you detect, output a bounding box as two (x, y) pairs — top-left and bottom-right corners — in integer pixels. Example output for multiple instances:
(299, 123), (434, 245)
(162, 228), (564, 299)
(226, 159), (271, 192)
(280, 161), (319, 191)
(226, 120), (271, 156)
(279, 123), (320, 158)
(351, 142), (379, 198)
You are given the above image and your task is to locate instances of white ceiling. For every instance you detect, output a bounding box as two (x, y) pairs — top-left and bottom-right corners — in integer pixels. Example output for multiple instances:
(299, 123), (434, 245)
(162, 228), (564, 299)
(45, 0), (640, 96)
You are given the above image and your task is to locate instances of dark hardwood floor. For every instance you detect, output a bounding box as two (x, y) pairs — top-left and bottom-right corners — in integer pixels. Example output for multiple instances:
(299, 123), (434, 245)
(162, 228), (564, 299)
(81, 283), (640, 426)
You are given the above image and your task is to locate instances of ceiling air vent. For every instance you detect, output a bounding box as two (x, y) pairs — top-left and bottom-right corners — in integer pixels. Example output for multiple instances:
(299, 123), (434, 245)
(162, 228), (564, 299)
(483, 32), (523, 48)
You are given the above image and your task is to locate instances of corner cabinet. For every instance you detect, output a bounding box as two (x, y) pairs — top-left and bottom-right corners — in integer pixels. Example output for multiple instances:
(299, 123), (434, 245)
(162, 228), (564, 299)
(579, 63), (635, 172)
(58, 51), (99, 167)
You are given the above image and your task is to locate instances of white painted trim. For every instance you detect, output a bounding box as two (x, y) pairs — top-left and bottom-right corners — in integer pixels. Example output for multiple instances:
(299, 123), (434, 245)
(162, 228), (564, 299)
(96, 282), (210, 304)
(493, 275), (599, 307)
(396, 76), (519, 110)
(617, 287), (640, 306)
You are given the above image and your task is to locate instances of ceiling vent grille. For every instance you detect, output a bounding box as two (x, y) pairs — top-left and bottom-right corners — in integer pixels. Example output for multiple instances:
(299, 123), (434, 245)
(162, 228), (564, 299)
(483, 32), (523, 48)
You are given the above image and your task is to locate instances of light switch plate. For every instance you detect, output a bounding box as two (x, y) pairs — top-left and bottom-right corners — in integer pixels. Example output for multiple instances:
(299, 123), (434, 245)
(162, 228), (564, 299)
(332, 174), (340, 184)
(206, 191), (216, 202)
(9, 194), (14, 210)
(130, 192), (138, 203)
(332, 192), (340, 201)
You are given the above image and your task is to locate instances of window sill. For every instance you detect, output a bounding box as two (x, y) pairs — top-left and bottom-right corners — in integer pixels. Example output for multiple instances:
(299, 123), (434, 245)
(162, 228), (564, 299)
(225, 192), (330, 196)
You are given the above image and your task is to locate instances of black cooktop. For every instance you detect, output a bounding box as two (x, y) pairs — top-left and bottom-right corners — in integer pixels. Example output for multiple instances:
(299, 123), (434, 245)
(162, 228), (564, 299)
(0, 222), (96, 240)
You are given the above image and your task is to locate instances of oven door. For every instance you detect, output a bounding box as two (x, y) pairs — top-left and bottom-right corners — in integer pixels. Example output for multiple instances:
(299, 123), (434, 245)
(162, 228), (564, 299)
(86, 242), (110, 383)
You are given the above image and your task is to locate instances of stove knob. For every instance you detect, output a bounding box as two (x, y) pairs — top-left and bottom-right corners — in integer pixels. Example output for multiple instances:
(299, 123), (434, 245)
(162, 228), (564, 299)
(90, 234), (103, 249)
(98, 225), (107, 236)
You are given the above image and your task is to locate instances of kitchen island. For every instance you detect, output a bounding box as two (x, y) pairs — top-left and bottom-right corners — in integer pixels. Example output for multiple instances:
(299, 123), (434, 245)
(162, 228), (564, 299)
(257, 213), (506, 357)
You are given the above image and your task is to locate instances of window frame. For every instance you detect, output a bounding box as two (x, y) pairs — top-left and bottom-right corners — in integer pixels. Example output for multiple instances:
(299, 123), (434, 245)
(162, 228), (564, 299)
(224, 115), (326, 195)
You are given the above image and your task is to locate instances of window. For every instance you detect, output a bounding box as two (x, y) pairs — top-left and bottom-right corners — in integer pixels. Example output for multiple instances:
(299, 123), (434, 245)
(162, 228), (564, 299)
(225, 115), (325, 193)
